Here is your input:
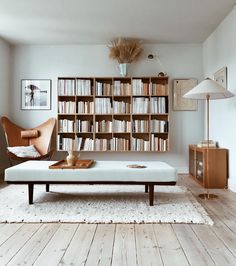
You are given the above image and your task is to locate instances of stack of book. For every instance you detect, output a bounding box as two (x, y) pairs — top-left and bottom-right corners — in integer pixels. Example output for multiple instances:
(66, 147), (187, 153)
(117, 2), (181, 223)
(150, 97), (166, 113)
(95, 98), (112, 114)
(150, 120), (168, 133)
(76, 79), (92, 95)
(58, 79), (75, 95)
(77, 120), (93, 132)
(113, 120), (131, 132)
(58, 101), (76, 114)
(114, 81), (131, 96)
(58, 119), (74, 133)
(132, 120), (149, 133)
(96, 82), (112, 96)
(77, 101), (94, 114)
(113, 101), (130, 114)
(95, 120), (112, 132)
(133, 98), (149, 113)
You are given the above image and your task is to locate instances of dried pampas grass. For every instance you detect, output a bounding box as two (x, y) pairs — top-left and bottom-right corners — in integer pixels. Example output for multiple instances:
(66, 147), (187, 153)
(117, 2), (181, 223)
(108, 38), (143, 63)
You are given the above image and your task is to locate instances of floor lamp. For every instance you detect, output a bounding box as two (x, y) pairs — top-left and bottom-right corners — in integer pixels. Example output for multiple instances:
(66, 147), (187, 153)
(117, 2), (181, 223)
(183, 78), (234, 199)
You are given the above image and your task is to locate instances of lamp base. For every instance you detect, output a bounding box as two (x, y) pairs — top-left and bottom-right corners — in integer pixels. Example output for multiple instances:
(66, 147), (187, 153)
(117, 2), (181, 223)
(198, 193), (218, 199)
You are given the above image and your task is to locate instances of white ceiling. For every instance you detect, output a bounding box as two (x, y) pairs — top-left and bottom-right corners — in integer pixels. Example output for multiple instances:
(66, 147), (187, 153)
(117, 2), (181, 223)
(0, 0), (235, 45)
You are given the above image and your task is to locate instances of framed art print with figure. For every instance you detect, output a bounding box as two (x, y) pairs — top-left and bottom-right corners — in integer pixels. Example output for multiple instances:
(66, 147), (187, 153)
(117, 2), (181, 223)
(21, 79), (51, 110)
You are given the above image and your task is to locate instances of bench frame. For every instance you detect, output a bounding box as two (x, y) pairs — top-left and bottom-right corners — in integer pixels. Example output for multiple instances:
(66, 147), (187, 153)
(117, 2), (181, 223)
(7, 181), (176, 206)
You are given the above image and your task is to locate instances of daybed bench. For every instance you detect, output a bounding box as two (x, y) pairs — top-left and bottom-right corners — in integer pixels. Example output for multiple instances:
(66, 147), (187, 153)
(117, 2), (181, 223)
(5, 160), (177, 206)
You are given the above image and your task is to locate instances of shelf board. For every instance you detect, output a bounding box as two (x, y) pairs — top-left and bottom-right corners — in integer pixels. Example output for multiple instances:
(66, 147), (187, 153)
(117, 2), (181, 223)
(95, 95), (112, 98)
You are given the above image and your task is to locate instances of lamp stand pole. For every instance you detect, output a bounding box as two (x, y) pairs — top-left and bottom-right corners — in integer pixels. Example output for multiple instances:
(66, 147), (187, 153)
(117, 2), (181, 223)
(199, 95), (218, 199)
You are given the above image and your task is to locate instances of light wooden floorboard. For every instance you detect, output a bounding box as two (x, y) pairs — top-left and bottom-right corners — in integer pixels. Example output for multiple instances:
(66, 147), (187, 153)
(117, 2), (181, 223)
(112, 224), (137, 266)
(0, 175), (236, 266)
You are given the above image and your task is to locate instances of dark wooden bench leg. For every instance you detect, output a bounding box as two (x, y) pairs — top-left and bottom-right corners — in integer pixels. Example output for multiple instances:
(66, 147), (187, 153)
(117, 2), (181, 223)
(28, 184), (34, 205)
(46, 184), (50, 192)
(149, 184), (154, 206)
(145, 185), (148, 193)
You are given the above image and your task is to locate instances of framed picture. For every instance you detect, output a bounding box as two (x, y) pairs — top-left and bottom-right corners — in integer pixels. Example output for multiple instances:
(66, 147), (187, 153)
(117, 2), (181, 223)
(214, 67), (227, 89)
(21, 79), (51, 110)
(173, 79), (198, 111)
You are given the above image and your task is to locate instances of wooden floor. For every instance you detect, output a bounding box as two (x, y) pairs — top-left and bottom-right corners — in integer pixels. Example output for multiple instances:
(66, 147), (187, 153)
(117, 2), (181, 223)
(0, 175), (236, 266)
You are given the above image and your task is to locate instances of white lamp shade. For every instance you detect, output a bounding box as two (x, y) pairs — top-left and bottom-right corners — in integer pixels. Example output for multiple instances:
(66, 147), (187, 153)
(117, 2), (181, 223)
(183, 78), (234, 100)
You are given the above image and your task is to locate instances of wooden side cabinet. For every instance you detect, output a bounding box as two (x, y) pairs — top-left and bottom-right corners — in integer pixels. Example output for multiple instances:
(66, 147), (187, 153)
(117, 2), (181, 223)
(189, 145), (228, 188)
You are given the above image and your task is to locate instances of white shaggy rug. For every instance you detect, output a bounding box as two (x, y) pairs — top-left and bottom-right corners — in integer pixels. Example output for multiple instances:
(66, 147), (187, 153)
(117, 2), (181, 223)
(0, 185), (213, 224)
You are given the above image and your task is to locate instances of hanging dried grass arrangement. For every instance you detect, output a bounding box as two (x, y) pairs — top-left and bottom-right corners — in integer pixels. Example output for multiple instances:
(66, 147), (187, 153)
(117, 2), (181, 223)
(108, 38), (143, 64)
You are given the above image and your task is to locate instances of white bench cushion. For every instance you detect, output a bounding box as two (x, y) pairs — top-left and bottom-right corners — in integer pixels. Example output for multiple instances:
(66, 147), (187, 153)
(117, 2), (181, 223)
(5, 160), (177, 183)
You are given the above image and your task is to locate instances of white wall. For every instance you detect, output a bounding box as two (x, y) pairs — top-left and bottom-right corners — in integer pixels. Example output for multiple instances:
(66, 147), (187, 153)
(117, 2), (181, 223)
(11, 43), (204, 171)
(0, 38), (11, 173)
(203, 7), (236, 191)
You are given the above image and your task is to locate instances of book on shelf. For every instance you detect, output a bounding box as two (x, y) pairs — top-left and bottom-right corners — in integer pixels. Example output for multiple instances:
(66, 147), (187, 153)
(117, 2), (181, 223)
(150, 120), (168, 133)
(77, 137), (94, 151)
(58, 79), (75, 96)
(96, 82), (112, 96)
(151, 83), (168, 95)
(132, 79), (149, 95)
(113, 101), (130, 114)
(113, 120), (131, 132)
(76, 79), (92, 96)
(132, 98), (149, 113)
(58, 119), (75, 133)
(77, 101), (94, 114)
(58, 101), (76, 114)
(94, 138), (111, 151)
(132, 137), (150, 151)
(151, 134), (168, 151)
(111, 138), (130, 151)
(95, 98), (112, 114)
(150, 97), (166, 113)
(77, 120), (93, 132)
(114, 81), (131, 96)
(57, 136), (75, 150)
(95, 120), (112, 132)
(132, 120), (149, 133)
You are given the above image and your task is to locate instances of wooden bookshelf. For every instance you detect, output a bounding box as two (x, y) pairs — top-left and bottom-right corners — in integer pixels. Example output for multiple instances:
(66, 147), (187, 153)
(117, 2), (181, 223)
(57, 76), (169, 152)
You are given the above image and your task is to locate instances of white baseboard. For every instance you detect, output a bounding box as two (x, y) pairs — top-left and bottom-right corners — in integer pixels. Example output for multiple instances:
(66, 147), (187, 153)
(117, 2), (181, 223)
(228, 178), (236, 193)
(176, 167), (188, 174)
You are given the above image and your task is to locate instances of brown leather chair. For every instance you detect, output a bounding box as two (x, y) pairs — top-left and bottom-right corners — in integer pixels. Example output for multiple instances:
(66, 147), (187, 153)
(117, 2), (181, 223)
(1, 117), (56, 165)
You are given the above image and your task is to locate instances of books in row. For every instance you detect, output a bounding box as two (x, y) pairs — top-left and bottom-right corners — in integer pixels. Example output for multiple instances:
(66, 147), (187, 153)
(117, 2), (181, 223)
(150, 97), (166, 113)
(95, 98), (112, 114)
(96, 82), (112, 96)
(58, 101), (76, 114)
(151, 84), (168, 95)
(150, 120), (168, 133)
(58, 119), (75, 133)
(132, 98), (149, 113)
(77, 120), (93, 132)
(76, 79), (92, 95)
(133, 120), (149, 133)
(113, 120), (131, 132)
(114, 81), (132, 96)
(58, 136), (168, 151)
(58, 79), (75, 96)
(132, 79), (149, 95)
(77, 101), (94, 114)
(113, 101), (130, 114)
(95, 120), (112, 132)
(151, 134), (168, 151)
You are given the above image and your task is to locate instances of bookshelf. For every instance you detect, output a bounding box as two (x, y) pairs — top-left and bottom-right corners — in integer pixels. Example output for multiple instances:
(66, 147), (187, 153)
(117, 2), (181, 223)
(57, 76), (169, 152)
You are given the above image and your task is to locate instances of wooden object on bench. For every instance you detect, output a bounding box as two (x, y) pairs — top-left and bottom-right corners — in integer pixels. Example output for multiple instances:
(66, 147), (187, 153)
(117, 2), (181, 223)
(49, 159), (94, 169)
